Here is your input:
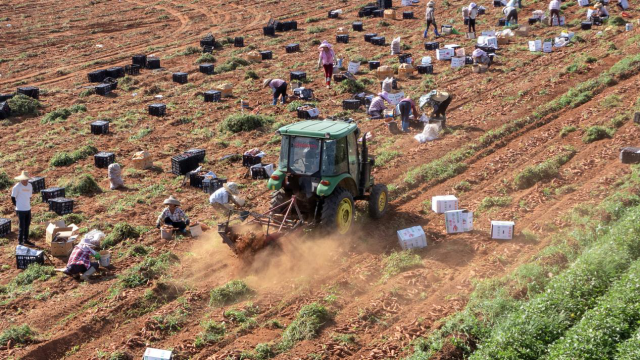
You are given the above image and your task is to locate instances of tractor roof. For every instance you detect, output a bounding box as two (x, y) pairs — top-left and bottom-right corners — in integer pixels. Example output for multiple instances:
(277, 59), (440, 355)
(277, 120), (357, 140)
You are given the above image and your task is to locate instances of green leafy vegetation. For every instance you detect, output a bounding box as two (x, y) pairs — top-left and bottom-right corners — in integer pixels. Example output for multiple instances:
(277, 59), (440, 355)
(280, 302), (332, 350)
(559, 125), (577, 137)
(286, 100), (318, 112)
(583, 125), (615, 143)
(513, 147), (576, 190)
(0, 171), (12, 190)
(41, 104), (86, 124)
(219, 114), (274, 133)
(307, 26), (325, 34)
(1, 264), (56, 298)
(194, 320), (226, 347)
(209, 280), (252, 306)
(118, 252), (179, 288)
(196, 53), (215, 64)
(64, 174), (101, 196)
(102, 223), (143, 248)
(335, 78), (367, 94)
(215, 57), (249, 74)
(7, 94), (40, 116)
(478, 196), (512, 211)
(382, 250), (423, 281)
(0, 325), (36, 346)
(50, 145), (98, 167)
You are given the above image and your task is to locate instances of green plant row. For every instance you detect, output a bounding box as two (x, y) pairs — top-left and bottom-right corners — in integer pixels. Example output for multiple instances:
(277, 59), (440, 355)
(117, 252), (179, 288)
(513, 146), (576, 190)
(50, 145), (98, 167)
(209, 280), (252, 306)
(544, 260), (640, 359)
(470, 202), (640, 359)
(279, 302), (332, 351)
(614, 326), (640, 359)
(41, 104), (86, 124)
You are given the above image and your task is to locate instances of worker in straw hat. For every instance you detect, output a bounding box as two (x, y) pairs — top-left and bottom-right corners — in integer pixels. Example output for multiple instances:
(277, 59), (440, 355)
(317, 41), (336, 88)
(156, 196), (190, 233)
(367, 91), (392, 119)
(209, 182), (246, 213)
(593, 2), (609, 18)
(61, 235), (101, 281)
(11, 171), (34, 246)
(424, 1), (441, 38)
(419, 90), (452, 128)
(263, 78), (288, 106)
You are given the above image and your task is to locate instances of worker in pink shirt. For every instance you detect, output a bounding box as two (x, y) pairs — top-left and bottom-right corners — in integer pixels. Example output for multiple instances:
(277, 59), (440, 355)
(317, 41), (336, 88)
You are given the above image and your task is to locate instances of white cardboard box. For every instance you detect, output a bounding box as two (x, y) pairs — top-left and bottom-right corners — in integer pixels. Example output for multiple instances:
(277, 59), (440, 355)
(432, 195), (459, 214)
(528, 40), (542, 52)
(436, 48), (454, 61)
(144, 348), (172, 360)
(491, 221), (515, 240)
(542, 41), (553, 53)
(451, 57), (465, 68)
(46, 221), (79, 243)
(397, 226), (427, 250)
(445, 210), (473, 234)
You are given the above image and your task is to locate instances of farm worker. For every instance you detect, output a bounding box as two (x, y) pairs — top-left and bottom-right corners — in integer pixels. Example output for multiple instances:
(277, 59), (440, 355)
(467, 3), (478, 33)
(420, 90), (452, 128)
(507, 0), (521, 9)
(367, 92), (392, 119)
(503, 5), (518, 25)
(424, 1), (441, 38)
(472, 48), (491, 66)
(62, 235), (101, 281)
(11, 171), (34, 247)
(593, 3), (609, 18)
(316, 41), (335, 88)
(209, 182), (246, 212)
(108, 163), (124, 190)
(156, 196), (190, 233)
(396, 97), (419, 133)
(548, 0), (561, 25)
(263, 78), (288, 105)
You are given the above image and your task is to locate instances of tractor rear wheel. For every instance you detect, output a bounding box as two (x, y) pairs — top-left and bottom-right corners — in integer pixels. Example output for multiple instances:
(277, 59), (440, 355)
(320, 187), (354, 235)
(269, 189), (292, 214)
(368, 184), (389, 219)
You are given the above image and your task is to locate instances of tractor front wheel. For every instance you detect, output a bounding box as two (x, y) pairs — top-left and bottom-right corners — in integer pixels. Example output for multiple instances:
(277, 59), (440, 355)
(368, 184), (389, 219)
(320, 187), (354, 235)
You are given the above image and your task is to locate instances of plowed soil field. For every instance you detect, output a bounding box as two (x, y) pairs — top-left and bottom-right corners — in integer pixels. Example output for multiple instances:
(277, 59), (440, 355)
(1, 0), (640, 358)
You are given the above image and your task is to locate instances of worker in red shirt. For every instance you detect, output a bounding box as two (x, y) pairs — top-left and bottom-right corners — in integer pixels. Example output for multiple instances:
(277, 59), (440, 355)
(62, 236), (101, 281)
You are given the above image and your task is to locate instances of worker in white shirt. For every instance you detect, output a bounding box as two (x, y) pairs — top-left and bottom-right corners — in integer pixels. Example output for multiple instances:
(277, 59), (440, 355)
(209, 182), (246, 213)
(11, 171), (34, 246)
(549, 0), (561, 25)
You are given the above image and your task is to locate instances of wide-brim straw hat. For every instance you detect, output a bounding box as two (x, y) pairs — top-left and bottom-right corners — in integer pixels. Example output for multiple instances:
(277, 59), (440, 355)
(594, 3), (603, 8)
(433, 90), (450, 102)
(14, 171), (31, 181)
(163, 195), (181, 206)
(223, 182), (239, 195)
(80, 236), (100, 249)
(428, 1), (435, 7)
(262, 78), (273, 88)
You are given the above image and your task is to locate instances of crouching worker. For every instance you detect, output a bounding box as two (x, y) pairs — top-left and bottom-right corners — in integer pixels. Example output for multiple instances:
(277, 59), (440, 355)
(62, 236), (101, 281)
(397, 97), (420, 133)
(472, 48), (491, 67)
(367, 92), (392, 119)
(210, 182), (246, 213)
(156, 196), (189, 233)
(263, 78), (288, 105)
(420, 90), (452, 128)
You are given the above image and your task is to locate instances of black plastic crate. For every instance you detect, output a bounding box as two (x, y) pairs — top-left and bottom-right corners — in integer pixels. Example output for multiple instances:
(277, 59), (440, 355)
(103, 77), (118, 91)
(343, 99), (361, 111)
(173, 72), (188, 84)
(263, 26), (276, 36)
(91, 119), (110, 133)
(297, 106), (319, 119)
(0, 94), (14, 102)
(199, 63), (214, 75)
(478, 7), (486, 15)
(493, 0), (502, 6)
(416, 64), (433, 74)
(200, 35), (215, 47)
(364, 33), (378, 42)
(634, 112), (640, 125)
(358, 8), (370, 17)
(203, 178), (227, 194)
(377, 0), (392, 9)
(592, 16), (602, 25)
(328, 10), (339, 18)
(283, 20), (297, 30)
(41, 187), (65, 203)
(251, 165), (269, 180)
(352, 22), (363, 31)
(368, 61), (381, 70)
(497, 18), (506, 26)
(146, 57), (161, 69)
(28, 177), (45, 193)
(0, 218), (10, 237)
(48, 197), (74, 215)
(106, 67), (125, 78)
(285, 43), (300, 53)
(336, 34), (349, 44)
(620, 147), (640, 164)
(403, 11), (414, 19)
(204, 90), (222, 102)
(242, 154), (262, 167)
(202, 45), (214, 54)
(260, 50), (273, 60)
(88, 70), (107, 83)
(189, 172), (205, 188)
(372, 9), (384, 17)
(149, 103), (166, 117)
(398, 53), (412, 64)
(581, 21), (592, 30)
(186, 149), (206, 163)
(465, 56), (474, 65)
(290, 71), (307, 81)
(299, 88), (313, 100)
(17, 86), (39, 99)
(528, 17), (541, 25)
(371, 36), (386, 46)
(16, 252), (44, 270)
(94, 151), (115, 168)
(171, 153), (200, 175)
(95, 83), (111, 96)
(333, 73), (346, 83)
(132, 54), (147, 68)
(273, 20), (284, 31)
(0, 101), (9, 120)
(475, 44), (496, 54)
(425, 41), (440, 50)
(124, 64), (141, 75)
(234, 37), (244, 47)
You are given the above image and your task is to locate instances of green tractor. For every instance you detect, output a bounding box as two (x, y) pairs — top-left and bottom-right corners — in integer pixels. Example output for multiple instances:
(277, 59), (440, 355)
(218, 119), (389, 252)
